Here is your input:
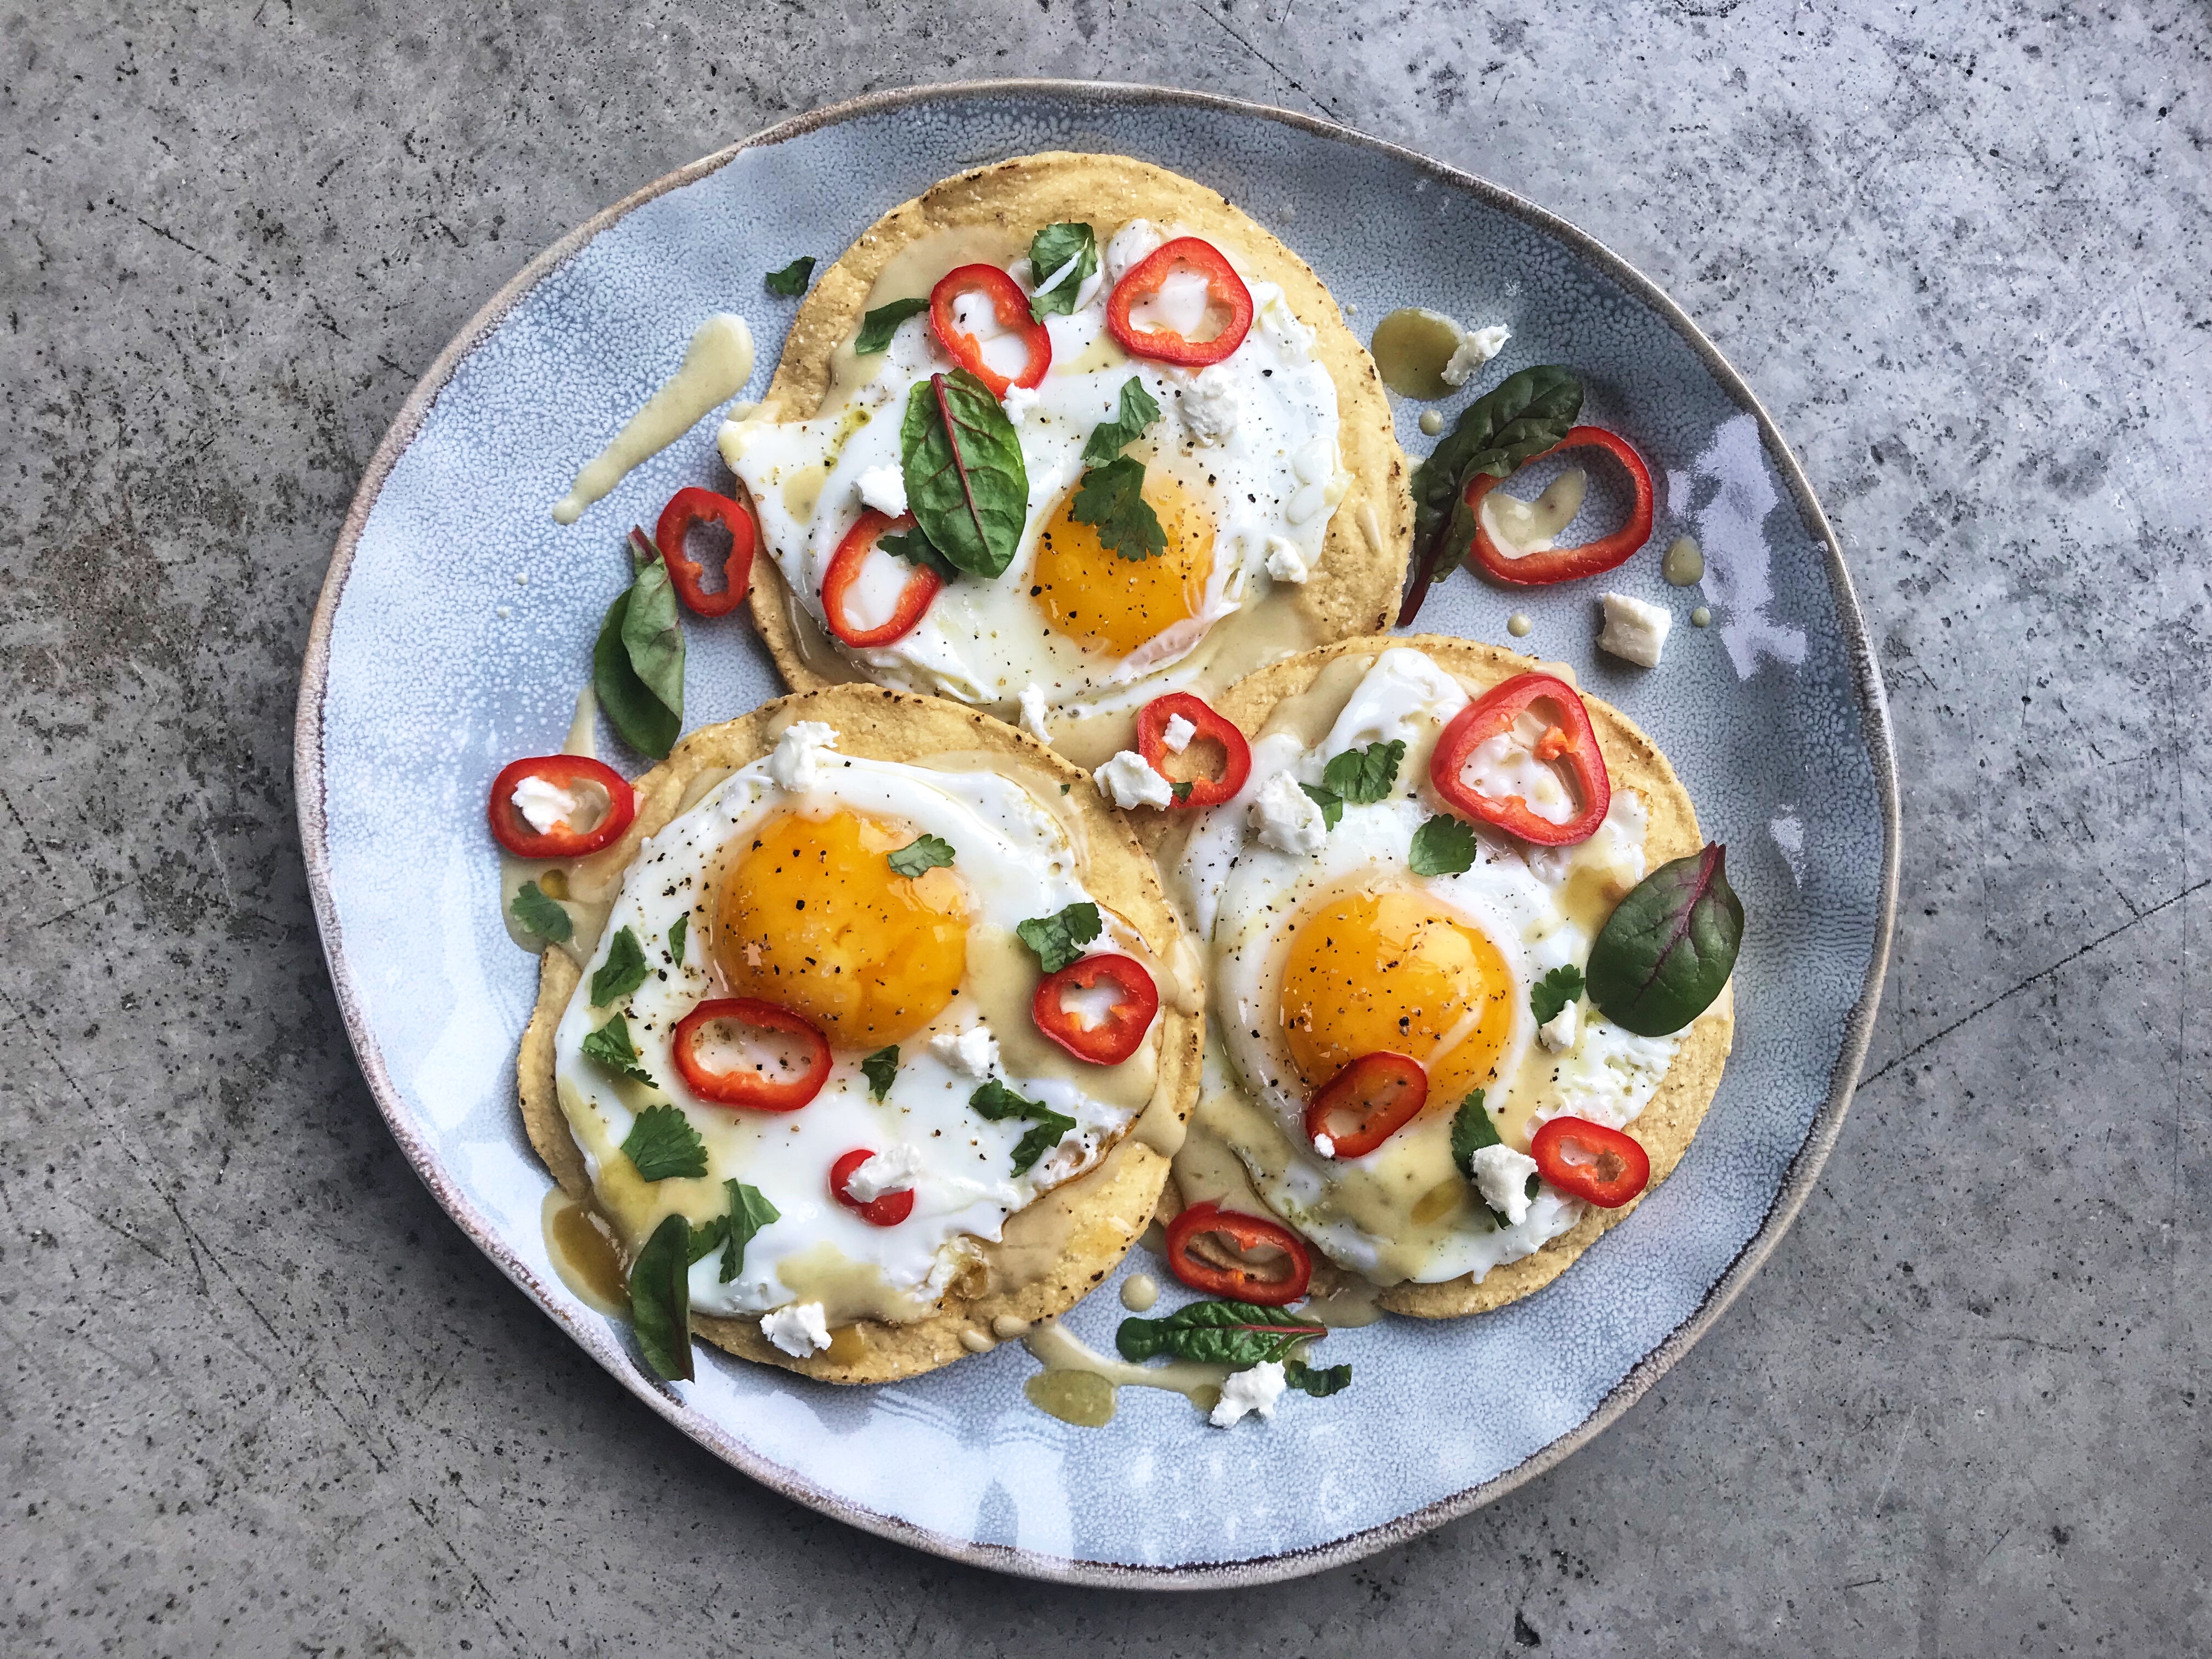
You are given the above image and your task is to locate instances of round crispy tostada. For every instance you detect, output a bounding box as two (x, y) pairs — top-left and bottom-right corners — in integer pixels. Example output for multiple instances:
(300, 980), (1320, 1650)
(517, 684), (1204, 1383)
(741, 150), (1410, 702)
(1159, 633), (1734, 1321)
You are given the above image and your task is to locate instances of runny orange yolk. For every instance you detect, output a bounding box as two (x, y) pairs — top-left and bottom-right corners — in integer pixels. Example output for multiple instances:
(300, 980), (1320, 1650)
(1030, 467), (1214, 657)
(713, 810), (968, 1047)
(1277, 888), (1516, 1108)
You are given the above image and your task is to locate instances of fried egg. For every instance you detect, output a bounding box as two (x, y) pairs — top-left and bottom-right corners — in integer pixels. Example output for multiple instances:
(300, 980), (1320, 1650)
(720, 219), (1344, 730)
(551, 723), (1164, 1334)
(1172, 648), (1681, 1286)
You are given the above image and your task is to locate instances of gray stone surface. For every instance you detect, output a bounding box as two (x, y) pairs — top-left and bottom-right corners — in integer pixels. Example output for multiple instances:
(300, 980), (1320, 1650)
(3, 1), (2207, 1651)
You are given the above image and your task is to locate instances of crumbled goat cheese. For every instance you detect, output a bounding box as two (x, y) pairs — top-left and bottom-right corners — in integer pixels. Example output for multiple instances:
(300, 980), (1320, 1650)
(856, 464), (907, 518)
(760, 1301), (832, 1358)
(929, 1025), (1000, 1079)
(510, 774), (577, 834)
(1263, 536), (1311, 584)
(1210, 1361), (1289, 1427)
(1095, 749), (1175, 810)
(769, 721), (838, 791)
(844, 1143), (923, 1203)
(1249, 769), (1327, 856)
(1468, 1143), (1541, 1228)
(1538, 1000), (1581, 1053)
(1161, 713), (1198, 754)
(1596, 592), (1673, 669)
(1442, 323), (1511, 387)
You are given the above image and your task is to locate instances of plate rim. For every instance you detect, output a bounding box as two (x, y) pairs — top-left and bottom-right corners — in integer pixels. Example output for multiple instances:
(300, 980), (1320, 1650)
(293, 77), (1901, 1590)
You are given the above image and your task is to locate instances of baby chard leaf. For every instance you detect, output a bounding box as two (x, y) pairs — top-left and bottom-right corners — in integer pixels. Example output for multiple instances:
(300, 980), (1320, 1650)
(1115, 1300), (1328, 1367)
(593, 586), (681, 760)
(629, 1212), (695, 1382)
(1585, 843), (1743, 1036)
(901, 370), (1029, 579)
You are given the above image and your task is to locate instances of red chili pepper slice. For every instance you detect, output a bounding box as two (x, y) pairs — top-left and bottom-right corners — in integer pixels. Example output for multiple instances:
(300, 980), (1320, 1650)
(672, 997), (832, 1112)
(1530, 1116), (1650, 1208)
(486, 755), (636, 860)
(821, 508), (945, 649)
(1030, 953), (1159, 1066)
(1135, 692), (1252, 810)
(829, 1148), (917, 1227)
(928, 263), (1051, 398)
(1303, 1052), (1429, 1160)
(1164, 1201), (1313, 1306)
(1464, 426), (1654, 586)
(652, 487), (758, 618)
(1106, 238), (1255, 367)
(1429, 672), (1612, 848)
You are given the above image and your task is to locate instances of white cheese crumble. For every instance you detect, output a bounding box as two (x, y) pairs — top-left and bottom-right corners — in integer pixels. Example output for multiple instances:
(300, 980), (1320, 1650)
(1210, 1360), (1289, 1427)
(1598, 592), (1672, 669)
(844, 1143), (923, 1203)
(1538, 1000), (1581, 1053)
(1105, 219), (1164, 284)
(1313, 1132), (1336, 1159)
(1177, 365), (1241, 446)
(1095, 749), (1175, 811)
(1263, 535), (1311, 584)
(856, 463), (907, 518)
(760, 1301), (832, 1358)
(1249, 769), (1327, 857)
(509, 774), (578, 834)
(929, 1024), (1000, 1079)
(1161, 712), (1198, 754)
(768, 721), (838, 791)
(1001, 383), (1041, 422)
(1468, 1143), (1541, 1228)
(1442, 323), (1511, 387)
(1018, 683), (1052, 742)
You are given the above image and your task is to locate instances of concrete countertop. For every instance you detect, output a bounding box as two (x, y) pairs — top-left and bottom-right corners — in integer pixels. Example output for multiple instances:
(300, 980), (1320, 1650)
(3, 3), (2205, 1652)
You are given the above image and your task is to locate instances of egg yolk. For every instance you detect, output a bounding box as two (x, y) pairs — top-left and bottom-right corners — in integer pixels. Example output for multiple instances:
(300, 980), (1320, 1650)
(713, 810), (968, 1047)
(1031, 466), (1214, 657)
(1276, 888), (1516, 1108)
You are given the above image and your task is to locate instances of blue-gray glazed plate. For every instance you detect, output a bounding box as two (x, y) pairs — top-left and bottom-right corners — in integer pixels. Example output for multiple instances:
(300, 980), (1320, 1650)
(296, 81), (1898, 1588)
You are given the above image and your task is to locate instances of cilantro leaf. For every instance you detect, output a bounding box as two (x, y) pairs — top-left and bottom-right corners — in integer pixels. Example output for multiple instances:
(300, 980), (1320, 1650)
(590, 927), (650, 1006)
(1300, 783), (1344, 831)
(861, 1046), (899, 1102)
(1115, 1300), (1328, 1365)
(854, 295), (929, 354)
(629, 1212), (694, 1381)
(581, 1013), (654, 1084)
(878, 522), (958, 579)
(765, 256), (815, 296)
(1081, 377), (1163, 467)
(1015, 901), (1102, 973)
(622, 1103), (707, 1182)
(721, 1179), (780, 1283)
(887, 833), (956, 878)
(1530, 963), (1586, 1026)
(1070, 455), (1167, 562)
(1284, 1358), (1353, 1398)
(668, 913), (687, 967)
(1408, 814), (1479, 877)
(1321, 740), (1405, 805)
(1450, 1088), (1499, 1175)
(1026, 222), (1099, 319)
(511, 880), (572, 944)
(686, 1215), (728, 1265)
(969, 1080), (1077, 1176)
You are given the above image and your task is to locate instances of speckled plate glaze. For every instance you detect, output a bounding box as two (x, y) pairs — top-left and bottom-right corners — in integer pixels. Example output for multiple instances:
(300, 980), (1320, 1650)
(297, 82), (1897, 1587)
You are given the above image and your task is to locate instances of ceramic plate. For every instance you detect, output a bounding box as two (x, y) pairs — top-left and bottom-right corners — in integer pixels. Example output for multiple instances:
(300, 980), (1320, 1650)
(297, 81), (1897, 1587)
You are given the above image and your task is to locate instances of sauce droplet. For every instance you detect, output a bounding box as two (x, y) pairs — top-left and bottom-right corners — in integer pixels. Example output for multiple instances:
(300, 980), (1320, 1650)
(551, 313), (755, 525)
(1120, 1273), (1159, 1312)
(991, 1313), (1032, 1340)
(960, 1327), (996, 1353)
(1024, 1369), (1118, 1427)
(1370, 308), (1466, 399)
(1418, 409), (1444, 437)
(1661, 535), (1706, 586)
(1691, 606), (1712, 628)
(541, 1190), (628, 1316)
(1507, 612), (1534, 638)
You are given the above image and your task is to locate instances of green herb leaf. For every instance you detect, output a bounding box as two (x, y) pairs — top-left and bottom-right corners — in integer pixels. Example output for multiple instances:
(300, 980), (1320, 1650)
(1300, 783), (1345, 830)
(1408, 814), (1479, 877)
(581, 1012), (654, 1084)
(628, 1212), (694, 1381)
(1026, 221), (1099, 319)
(590, 926), (650, 1006)
(1321, 740), (1405, 805)
(1450, 1088), (1499, 1175)
(1081, 376), (1163, 467)
(854, 295), (929, 354)
(969, 1080), (1078, 1175)
(969, 1079), (1048, 1122)
(1015, 901), (1102, 974)
(686, 1215), (727, 1265)
(1070, 454), (1168, 562)
(887, 833), (955, 878)
(622, 1103), (707, 1182)
(878, 522), (958, 580)
(765, 256), (815, 296)
(901, 369), (1030, 579)
(721, 1179), (780, 1283)
(1283, 1358), (1353, 1398)
(1171, 780), (1194, 804)
(511, 880), (572, 944)
(668, 913), (688, 967)
(861, 1046), (900, 1102)
(619, 533), (687, 713)
(1115, 1300), (1329, 1366)
(1586, 843), (1743, 1036)
(1529, 963), (1586, 1025)
(1409, 365), (1584, 591)
(593, 587), (681, 759)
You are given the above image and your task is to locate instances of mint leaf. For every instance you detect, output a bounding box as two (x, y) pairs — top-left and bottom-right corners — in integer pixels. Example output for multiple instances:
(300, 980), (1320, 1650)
(593, 586), (680, 759)
(878, 522), (958, 579)
(511, 880), (572, 944)
(1070, 454), (1167, 562)
(1027, 222), (1099, 319)
(590, 926), (650, 1006)
(1321, 740), (1405, 805)
(1081, 377), (1162, 467)
(1450, 1088), (1499, 1176)
(861, 1046), (899, 1102)
(765, 256), (815, 296)
(581, 1013), (654, 1084)
(855, 295), (928, 354)
(901, 370), (1029, 579)
(1587, 843), (1743, 1036)
(1300, 783), (1344, 831)
(668, 913), (687, 967)
(622, 1103), (707, 1182)
(1115, 1301), (1328, 1365)
(1409, 814), (1479, 877)
(721, 1179), (780, 1283)
(1283, 1358), (1353, 1398)
(629, 1212), (694, 1381)
(887, 833), (955, 878)
(1530, 964), (1586, 1025)
(969, 1080), (1077, 1175)
(1015, 901), (1102, 974)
